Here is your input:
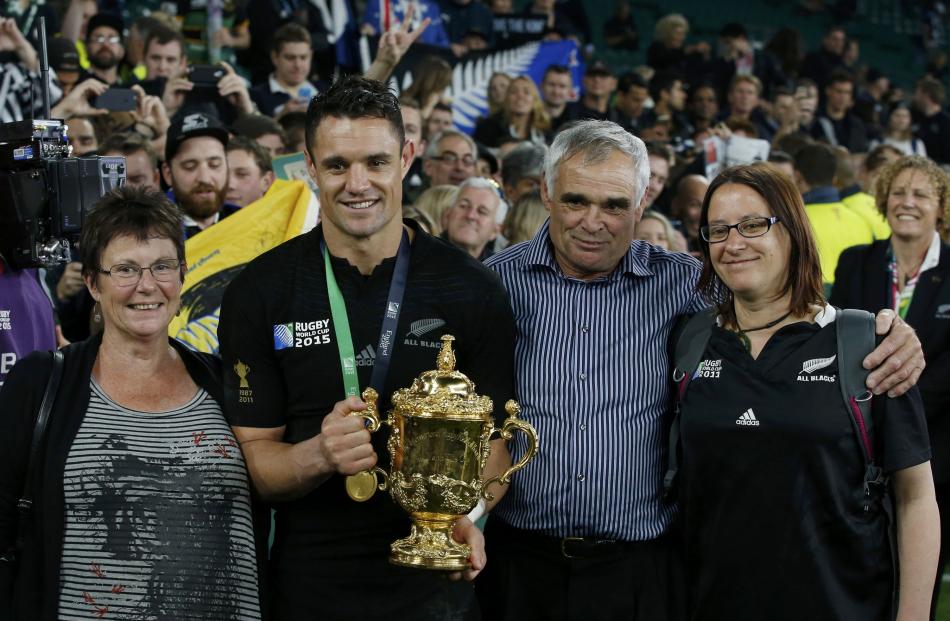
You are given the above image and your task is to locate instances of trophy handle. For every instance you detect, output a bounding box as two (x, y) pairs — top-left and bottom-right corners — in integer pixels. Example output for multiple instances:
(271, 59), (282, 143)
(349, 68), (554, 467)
(481, 400), (539, 501)
(354, 387), (382, 432)
(373, 466), (390, 491)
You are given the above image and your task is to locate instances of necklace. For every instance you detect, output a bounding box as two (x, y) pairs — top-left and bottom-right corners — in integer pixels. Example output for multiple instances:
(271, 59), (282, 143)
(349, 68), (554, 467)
(735, 310), (792, 351)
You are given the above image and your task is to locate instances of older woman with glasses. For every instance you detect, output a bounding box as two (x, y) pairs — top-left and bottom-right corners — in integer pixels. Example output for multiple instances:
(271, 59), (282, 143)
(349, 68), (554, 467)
(0, 187), (261, 619)
(675, 162), (938, 620)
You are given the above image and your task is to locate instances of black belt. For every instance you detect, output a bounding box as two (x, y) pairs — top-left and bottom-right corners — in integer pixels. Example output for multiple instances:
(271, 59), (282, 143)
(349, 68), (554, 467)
(488, 519), (660, 560)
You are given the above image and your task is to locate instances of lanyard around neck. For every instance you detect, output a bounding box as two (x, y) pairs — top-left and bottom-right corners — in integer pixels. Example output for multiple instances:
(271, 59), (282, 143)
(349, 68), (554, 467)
(321, 229), (411, 398)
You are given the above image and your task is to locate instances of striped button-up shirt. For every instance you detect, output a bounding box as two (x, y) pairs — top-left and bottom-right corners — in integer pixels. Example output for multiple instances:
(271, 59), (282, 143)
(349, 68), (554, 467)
(485, 221), (705, 541)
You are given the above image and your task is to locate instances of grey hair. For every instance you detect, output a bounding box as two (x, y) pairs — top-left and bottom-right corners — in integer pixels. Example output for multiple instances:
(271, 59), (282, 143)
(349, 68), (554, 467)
(456, 176), (509, 224)
(423, 129), (477, 160)
(502, 142), (548, 188)
(544, 120), (650, 207)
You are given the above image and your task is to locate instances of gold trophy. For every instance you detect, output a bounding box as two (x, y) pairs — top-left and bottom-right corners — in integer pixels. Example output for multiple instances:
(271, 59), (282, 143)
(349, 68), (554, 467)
(345, 334), (538, 570)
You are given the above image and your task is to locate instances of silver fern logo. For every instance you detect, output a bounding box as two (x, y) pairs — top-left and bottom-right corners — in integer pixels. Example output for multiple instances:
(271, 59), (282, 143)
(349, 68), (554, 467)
(799, 355), (836, 375)
(408, 318), (446, 337)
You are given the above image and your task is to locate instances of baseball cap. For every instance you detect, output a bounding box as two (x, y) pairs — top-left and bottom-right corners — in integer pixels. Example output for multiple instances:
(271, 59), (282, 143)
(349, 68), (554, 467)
(586, 60), (613, 77)
(86, 13), (126, 41)
(165, 112), (229, 162)
(48, 37), (80, 74)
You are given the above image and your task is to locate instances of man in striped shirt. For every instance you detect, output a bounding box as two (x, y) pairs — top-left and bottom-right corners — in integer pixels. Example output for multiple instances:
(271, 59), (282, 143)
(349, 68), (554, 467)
(476, 120), (925, 619)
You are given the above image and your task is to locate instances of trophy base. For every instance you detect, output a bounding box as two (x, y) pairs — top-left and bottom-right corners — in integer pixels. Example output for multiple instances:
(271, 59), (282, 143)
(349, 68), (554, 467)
(389, 518), (471, 571)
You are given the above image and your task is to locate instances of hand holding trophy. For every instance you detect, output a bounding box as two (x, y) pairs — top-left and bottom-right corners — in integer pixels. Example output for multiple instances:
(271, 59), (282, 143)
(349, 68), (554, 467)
(344, 335), (539, 570)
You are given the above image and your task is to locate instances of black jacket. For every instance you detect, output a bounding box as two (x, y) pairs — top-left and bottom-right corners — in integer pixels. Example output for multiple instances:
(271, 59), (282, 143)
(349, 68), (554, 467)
(830, 239), (950, 481)
(0, 333), (261, 619)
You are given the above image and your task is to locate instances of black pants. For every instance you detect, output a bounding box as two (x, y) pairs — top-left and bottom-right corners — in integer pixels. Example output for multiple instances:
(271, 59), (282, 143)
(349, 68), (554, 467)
(476, 519), (686, 621)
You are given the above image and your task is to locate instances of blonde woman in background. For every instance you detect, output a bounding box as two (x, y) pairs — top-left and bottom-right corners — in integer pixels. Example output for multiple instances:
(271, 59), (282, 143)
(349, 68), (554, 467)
(402, 56), (453, 119)
(413, 184), (459, 237)
(634, 210), (680, 251)
(474, 76), (551, 148)
(487, 72), (511, 116)
(503, 191), (548, 245)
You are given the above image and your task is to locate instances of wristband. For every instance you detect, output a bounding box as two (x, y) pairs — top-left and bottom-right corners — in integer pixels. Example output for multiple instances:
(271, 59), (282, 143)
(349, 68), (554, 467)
(466, 498), (487, 523)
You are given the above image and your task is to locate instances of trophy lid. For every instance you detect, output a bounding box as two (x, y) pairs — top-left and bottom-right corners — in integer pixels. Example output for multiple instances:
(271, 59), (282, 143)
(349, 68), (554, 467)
(391, 335), (493, 419)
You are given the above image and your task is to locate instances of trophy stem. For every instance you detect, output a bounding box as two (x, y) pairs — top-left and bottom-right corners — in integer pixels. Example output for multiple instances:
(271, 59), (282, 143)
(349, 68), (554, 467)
(389, 518), (471, 571)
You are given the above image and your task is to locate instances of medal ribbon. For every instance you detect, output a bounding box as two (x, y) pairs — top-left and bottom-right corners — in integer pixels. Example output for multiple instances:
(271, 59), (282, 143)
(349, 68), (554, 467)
(322, 229), (411, 398)
(887, 245), (926, 320)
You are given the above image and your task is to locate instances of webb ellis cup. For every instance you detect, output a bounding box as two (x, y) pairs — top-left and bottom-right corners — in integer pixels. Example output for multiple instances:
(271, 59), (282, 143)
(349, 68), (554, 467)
(345, 334), (539, 570)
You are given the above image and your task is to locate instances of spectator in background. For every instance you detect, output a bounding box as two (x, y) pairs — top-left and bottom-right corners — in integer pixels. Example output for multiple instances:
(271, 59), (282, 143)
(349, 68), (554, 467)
(413, 184), (459, 236)
(440, 0), (495, 57)
(833, 145), (891, 240)
(566, 60), (617, 121)
(227, 136), (275, 208)
(802, 24), (848, 88)
(425, 102), (455, 142)
(49, 35), (81, 97)
(503, 191), (547, 245)
(231, 114), (288, 160)
(859, 143), (902, 193)
(402, 56), (453, 120)
(81, 12), (126, 86)
(647, 13), (710, 82)
(474, 76), (550, 147)
(767, 149), (796, 180)
(362, 0), (449, 48)
(812, 70), (869, 153)
(642, 72), (691, 140)
(250, 23), (316, 118)
(540, 65), (573, 130)
(870, 103), (927, 156)
(643, 141), (672, 211)
(99, 132), (161, 191)
(162, 112), (235, 239)
(139, 25), (187, 97)
(400, 97), (427, 202)
(442, 176), (508, 260)
(793, 142), (873, 286)
(522, 0), (579, 41)
(913, 76), (950, 165)
(766, 28), (804, 82)
(501, 142), (546, 204)
(123, 15), (163, 81)
(720, 74), (774, 141)
(423, 128), (477, 187)
(795, 78), (820, 131)
(634, 209), (677, 250)
(688, 84), (720, 135)
(487, 72), (511, 116)
(604, 0), (639, 50)
(66, 116), (98, 155)
(279, 111), (308, 153)
(857, 67), (891, 127)
(711, 23), (787, 102)
(613, 72), (649, 134)
(770, 88), (802, 144)
(669, 174), (708, 251)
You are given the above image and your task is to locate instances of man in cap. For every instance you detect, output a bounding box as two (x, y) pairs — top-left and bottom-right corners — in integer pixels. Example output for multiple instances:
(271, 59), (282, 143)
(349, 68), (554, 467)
(162, 112), (236, 238)
(565, 60), (618, 121)
(49, 36), (81, 96)
(81, 12), (126, 85)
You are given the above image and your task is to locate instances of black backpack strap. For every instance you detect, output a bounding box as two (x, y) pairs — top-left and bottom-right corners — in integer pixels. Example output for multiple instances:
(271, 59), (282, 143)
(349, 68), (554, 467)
(14, 350), (64, 549)
(835, 308), (881, 511)
(663, 307), (716, 498)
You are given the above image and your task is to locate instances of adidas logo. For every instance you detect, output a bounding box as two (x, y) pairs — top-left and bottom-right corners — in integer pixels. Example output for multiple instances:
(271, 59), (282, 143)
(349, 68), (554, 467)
(356, 344), (376, 367)
(735, 408), (760, 426)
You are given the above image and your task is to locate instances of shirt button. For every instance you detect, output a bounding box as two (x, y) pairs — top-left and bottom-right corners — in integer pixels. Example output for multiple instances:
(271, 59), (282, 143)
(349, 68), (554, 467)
(577, 474), (586, 481)
(579, 373), (587, 381)
(581, 325), (589, 334)
(580, 423), (587, 431)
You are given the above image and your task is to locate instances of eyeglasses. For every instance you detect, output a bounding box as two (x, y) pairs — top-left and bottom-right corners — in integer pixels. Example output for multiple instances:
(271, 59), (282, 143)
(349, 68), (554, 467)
(98, 260), (182, 286)
(701, 216), (780, 243)
(91, 35), (122, 45)
(431, 152), (476, 167)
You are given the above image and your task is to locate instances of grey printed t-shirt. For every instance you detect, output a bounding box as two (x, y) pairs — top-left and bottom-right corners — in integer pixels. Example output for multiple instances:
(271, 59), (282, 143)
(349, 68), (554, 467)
(57, 379), (260, 620)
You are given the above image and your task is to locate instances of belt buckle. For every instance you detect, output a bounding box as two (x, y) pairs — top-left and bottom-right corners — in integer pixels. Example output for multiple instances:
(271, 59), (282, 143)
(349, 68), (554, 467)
(561, 536), (585, 559)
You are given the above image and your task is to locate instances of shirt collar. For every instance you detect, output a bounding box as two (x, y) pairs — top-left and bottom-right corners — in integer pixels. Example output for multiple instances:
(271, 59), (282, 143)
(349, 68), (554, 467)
(922, 230), (942, 273)
(520, 219), (654, 280)
(268, 73), (316, 96)
(802, 186), (840, 204)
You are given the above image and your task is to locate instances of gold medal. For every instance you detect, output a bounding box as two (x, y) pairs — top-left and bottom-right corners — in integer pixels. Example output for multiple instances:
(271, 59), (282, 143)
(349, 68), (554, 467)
(345, 471), (377, 502)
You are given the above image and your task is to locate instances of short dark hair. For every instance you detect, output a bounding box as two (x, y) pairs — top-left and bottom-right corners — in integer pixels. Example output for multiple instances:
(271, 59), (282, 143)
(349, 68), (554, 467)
(646, 140), (673, 165)
(767, 150), (794, 165)
(617, 71), (647, 94)
(724, 117), (758, 138)
(99, 131), (159, 169)
(144, 24), (185, 57)
(865, 144), (902, 174)
(827, 69), (854, 87)
(719, 22), (747, 39)
(272, 22), (311, 55)
(917, 76), (946, 106)
(305, 75), (404, 159)
(231, 113), (288, 145)
(227, 135), (273, 173)
(774, 131), (814, 158)
(543, 64), (571, 81)
(794, 143), (837, 186)
(80, 186), (184, 282)
(697, 162), (824, 325)
(649, 71), (681, 103)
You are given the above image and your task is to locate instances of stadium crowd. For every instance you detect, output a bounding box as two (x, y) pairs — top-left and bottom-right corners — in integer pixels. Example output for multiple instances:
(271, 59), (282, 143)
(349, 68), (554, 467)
(0, 0), (949, 619)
